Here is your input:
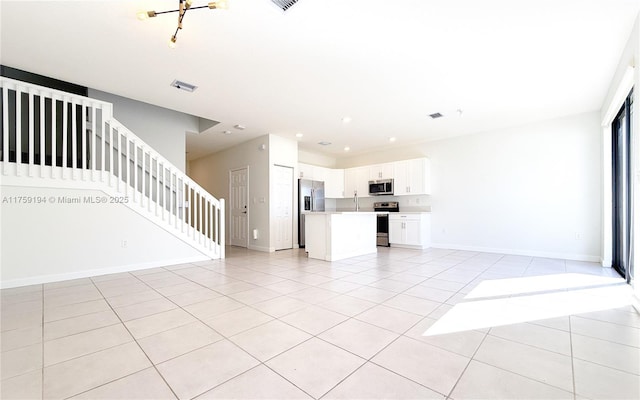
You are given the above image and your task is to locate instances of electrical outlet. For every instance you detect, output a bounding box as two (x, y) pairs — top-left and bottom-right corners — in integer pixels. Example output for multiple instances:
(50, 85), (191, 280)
(121, 240), (128, 248)
(574, 232), (581, 240)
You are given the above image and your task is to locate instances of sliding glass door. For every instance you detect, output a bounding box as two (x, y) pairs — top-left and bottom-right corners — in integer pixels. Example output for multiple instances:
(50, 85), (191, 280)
(612, 90), (634, 282)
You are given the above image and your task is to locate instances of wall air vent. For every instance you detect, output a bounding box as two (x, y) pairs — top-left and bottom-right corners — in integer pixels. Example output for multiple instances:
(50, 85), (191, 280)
(429, 112), (443, 119)
(270, 0), (300, 11)
(170, 79), (197, 92)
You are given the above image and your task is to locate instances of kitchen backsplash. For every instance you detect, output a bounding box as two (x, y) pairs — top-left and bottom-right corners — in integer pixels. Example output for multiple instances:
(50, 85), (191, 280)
(330, 194), (431, 212)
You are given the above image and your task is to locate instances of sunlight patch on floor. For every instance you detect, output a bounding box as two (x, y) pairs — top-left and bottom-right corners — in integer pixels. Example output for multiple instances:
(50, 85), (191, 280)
(424, 274), (633, 336)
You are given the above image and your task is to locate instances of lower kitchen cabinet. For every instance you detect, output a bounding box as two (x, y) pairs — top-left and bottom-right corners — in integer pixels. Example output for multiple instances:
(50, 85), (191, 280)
(389, 213), (431, 249)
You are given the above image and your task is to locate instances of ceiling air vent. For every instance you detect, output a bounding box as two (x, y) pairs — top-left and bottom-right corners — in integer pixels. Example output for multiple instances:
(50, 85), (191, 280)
(429, 112), (443, 119)
(271, 0), (300, 11)
(170, 79), (197, 92)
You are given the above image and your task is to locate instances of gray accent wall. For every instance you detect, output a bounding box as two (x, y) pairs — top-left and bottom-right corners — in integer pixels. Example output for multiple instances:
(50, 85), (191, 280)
(88, 89), (200, 172)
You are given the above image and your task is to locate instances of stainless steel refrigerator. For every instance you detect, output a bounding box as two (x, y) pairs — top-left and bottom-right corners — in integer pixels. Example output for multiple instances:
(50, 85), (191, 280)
(298, 179), (325, 248)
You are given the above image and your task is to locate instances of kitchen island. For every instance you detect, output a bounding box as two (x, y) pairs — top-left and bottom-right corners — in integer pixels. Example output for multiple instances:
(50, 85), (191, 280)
(304, 212), (377, 261)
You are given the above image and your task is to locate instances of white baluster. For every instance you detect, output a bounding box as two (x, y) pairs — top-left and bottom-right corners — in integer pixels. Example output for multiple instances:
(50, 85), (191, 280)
(91, 106), (96, 176)
(168, 169), (173, 225)
(51, 96), (57, 178)
(155, 158), (160, 217)
(39, 92), (45, 177)
(2, 85), (9, 175)
(71, 101), (77, 178)
(140, 148), (145, 208)
(132, 139), (137, 203)
(101, 112), (106, 178)
(220, 198), (225, 258)
(62, 97), (68, 177)
(15, 86), (22, 176)
(81, 103), (87, 173)
(28, 90), (34, 177)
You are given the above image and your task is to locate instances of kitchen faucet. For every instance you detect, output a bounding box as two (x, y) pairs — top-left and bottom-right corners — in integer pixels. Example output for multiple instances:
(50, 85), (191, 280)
(354, 190), (359, 211)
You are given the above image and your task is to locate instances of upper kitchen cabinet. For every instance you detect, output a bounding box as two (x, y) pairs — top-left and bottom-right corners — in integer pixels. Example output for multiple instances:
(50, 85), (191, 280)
(298, 163), (315, 179)
(325, 168), (345, 198)
(369, 163), (394, 180)
(344, 166), (371, 198)
(298, 163), (344, 198)
(393, 158), (431, 196)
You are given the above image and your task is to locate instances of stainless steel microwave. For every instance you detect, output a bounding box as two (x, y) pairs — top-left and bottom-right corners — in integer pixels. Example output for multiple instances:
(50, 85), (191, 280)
(368, 179), (394, 196)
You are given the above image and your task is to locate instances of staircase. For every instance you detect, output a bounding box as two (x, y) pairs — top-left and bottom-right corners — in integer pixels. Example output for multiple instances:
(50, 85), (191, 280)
(0, 77), (225, 262)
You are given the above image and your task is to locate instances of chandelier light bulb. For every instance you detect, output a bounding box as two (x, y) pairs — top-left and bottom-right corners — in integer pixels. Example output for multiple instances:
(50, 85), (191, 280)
(208, 0), (228, 9)
(168, 36), (177, 48)
(136, 11), (148, 20)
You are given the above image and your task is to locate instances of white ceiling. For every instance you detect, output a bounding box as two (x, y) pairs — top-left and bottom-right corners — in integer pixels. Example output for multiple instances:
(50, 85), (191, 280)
(1, 0), (638, 161)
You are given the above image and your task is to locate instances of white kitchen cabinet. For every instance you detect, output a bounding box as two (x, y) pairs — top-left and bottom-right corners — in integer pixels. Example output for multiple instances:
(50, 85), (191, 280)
(393, 158), (431, 196)
(389, 213), (431, 249)
(298, 163), (315, 179)
(313, 165), (329, 183)
(344, 166), (370, 198)
(325, 168), (345, 198)
(369, 163), (394, 180)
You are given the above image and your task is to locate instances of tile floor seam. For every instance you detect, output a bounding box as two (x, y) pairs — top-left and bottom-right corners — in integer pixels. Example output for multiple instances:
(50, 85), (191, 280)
(350, 316), (459, 398)
(573, 313), (640, 329)
(569, 311), (578, 400)
(466, 358), (577, 397)
(314, 358), (370, 399)
(41, 337), (137, 369)
(42, 306), (112, 324)
(484, 330), (574, 358)
(444, 319), (492, 399)
(569, 354), (640, 377)
(570, 330), (640, 350)
(89, 279), (182, 400)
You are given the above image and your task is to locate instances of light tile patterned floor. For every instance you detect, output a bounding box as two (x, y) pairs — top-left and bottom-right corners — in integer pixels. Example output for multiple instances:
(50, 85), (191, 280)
(1, 247), (639, 399)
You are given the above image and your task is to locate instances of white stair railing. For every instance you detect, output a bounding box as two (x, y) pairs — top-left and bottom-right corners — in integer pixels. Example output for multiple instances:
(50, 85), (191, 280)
(0, 77), (225, 259)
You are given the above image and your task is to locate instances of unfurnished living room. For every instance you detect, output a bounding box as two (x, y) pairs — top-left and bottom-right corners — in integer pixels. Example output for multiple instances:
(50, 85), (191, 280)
(1, 1), (639, 399)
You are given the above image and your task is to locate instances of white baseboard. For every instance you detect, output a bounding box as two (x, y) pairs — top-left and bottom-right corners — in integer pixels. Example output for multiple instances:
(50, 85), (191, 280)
(247, 244), (274, 252)
(430, 242), (601, 263)
(0, 255), (210, 289)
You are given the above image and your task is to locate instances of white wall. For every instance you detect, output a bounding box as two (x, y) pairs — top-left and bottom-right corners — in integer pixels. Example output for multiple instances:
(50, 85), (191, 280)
(88, 89), (200, 172)
(298, 149), (338, 168)
(0, 186), (205, 288)
(188, 135), (271, 251)
(335, 112), (602, 261)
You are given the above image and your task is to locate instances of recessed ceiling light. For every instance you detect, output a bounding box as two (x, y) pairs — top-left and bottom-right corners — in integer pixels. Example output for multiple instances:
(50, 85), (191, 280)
(429, 112), (443, 119)
(389, 137), (397, 142)
(342, 116), (352, 124)
(318, 141), (332, 146)
(233, 124), (246, 130)
(344, 146), (350, 152)
(222, 130), (232, 135)
(295, 133), (304, 138)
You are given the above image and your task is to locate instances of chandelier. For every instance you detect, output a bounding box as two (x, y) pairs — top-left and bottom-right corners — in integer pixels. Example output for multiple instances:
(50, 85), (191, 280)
(137, 0), (229, 48)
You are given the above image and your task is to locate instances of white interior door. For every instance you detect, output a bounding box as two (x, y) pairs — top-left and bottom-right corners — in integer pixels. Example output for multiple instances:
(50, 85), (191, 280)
(230, 167), (248, 247)
(274, 165), (293, 250)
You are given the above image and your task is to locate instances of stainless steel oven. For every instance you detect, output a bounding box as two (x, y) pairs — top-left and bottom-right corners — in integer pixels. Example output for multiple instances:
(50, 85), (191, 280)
(374, 201), (399, 246)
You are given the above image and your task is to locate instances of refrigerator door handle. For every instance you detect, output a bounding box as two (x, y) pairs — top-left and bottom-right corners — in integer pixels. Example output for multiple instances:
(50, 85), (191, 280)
(311, 189), (315, 211)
